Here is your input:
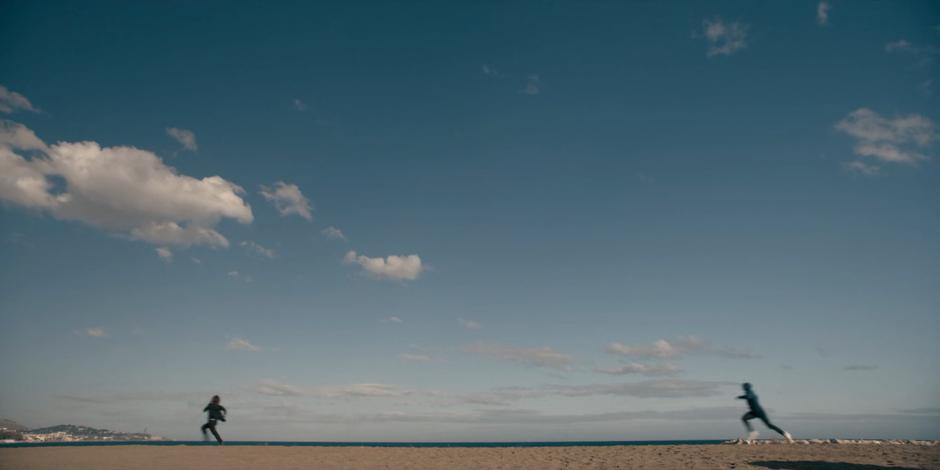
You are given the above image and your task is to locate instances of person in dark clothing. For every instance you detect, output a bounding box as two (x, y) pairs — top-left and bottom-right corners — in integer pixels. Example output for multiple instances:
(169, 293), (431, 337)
(201, 395), (226, 444)
(737, 383), (793, 443)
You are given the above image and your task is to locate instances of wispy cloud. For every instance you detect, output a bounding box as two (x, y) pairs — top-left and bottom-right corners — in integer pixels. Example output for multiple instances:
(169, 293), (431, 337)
(255, 380), (410, 398)
(344, 250), (424, 281)
(399, 352), (433, 363)
(166, 127), (198, 152)
(0, 121), (252, 248)
(0, 85), (38, 114)
(605, 336), (759, 360)
(702, 17), (748, 57)
(240, 240), (277, 259)
(843, 160), (880, 176)
(463, 342), (574, 370)
(321, 226), (346, 241)
(844, 364), (878, 371)
(835, 108), (935, 168)
(522, 75), (541, 95)
(260, 181), (313, 221)
(816, 1), (830, 26)
(227, 337), (261, 352)
(227, 270), (253, 283)
(76, 327), (107, 338)
(884, 39), (913, 53)
(594, 362), (682, 377)
(380, 316), (403, 324)
(292, 98), (308, 111)
(458, 318), (482, 330)
(155, 247), (173, 262)
(481, 64), (504, 78)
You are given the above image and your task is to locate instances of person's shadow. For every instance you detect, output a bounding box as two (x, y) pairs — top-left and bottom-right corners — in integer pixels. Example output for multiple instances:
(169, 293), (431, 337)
(750, 461), (921, 470)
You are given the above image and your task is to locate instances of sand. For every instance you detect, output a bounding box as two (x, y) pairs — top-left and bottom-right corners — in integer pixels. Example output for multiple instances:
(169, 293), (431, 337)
(1, 443), (939, 470)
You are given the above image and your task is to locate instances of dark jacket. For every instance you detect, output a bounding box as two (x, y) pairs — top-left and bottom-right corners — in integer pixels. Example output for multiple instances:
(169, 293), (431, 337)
(204, 403), (227, 421)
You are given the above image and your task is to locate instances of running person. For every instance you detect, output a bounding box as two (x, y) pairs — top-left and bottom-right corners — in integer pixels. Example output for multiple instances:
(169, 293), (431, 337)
(201, 395), (227, 444)
(737, 383), (793, 443)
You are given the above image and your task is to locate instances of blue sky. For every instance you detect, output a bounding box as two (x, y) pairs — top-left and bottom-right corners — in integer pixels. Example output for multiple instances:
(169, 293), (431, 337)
(1, 1), (938, 441)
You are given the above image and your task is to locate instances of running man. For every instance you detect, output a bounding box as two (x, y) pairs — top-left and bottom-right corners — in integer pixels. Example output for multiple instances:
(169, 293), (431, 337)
(201, 395), (227, 444)
(737, 383), (793, 443)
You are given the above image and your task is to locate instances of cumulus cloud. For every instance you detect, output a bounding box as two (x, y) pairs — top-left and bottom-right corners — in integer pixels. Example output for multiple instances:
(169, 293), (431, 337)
(321, 226), (346, 241)
(594, 362), (682, 377)
(399, 353), (433, 363)
(605, 336), (759, 360)
(835, 108), (935, 167)
(344, 250), (424, 281)
(166, 127), (197, 152)
(255, 380), (409, 399)
(240, 240), (276, 259)
(0, 121), (253, 248)
(0, 85), (38, 114)
(259, 181), (313, 220)
(458, 318), (482, 330)
(816, 1), (830, 26)
(464, 343), (574, 370)
(522, 75), (541, 95)
(227, 337), (261, 352)
(702, 17), (748, 57)
(155, 247), (173, 262)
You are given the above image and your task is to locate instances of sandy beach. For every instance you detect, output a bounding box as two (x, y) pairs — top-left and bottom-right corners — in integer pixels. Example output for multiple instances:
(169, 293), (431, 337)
(1, 443), (938, 470)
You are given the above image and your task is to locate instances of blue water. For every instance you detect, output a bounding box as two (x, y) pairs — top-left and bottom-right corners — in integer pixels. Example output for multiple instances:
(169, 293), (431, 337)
(0, 440), (723, 448)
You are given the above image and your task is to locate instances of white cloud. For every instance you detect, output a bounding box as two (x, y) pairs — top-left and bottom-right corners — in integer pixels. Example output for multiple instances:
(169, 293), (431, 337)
(0, 121), (253, 248)
(844, 160), (880, 176)
(165, 127), (198, 152)
(227, 337), (261, 352)
(0, 85), (38, 114)
(522, 75), (541, 95)
(594, 362), (682, 377)
(835, 108), (935, 164)
(155, 247), (173, 262)
(344, 250), (424, 281)
(240, 240), (276, 259)
(321, 226), (346, 241)
(458, 318), (481, 330)
(816, 1), (830, 26)
(292, 98), (308, 111)
(463, 343), (574, 370)
(702, 17), (748, 57)
(380, 316), (404, 324)
(77, 327), (107, 338)
(885, 39), (913, 53)
(605, 336), (759, 360)
(260, 181), (313, 220)
(399, 353), (433, 363)
(844, 364), (878, 371)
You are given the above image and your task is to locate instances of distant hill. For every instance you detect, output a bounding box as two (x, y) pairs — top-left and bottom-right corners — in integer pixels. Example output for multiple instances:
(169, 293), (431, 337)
(0, 419), (160, 442)
(27, 424), (155, 441)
